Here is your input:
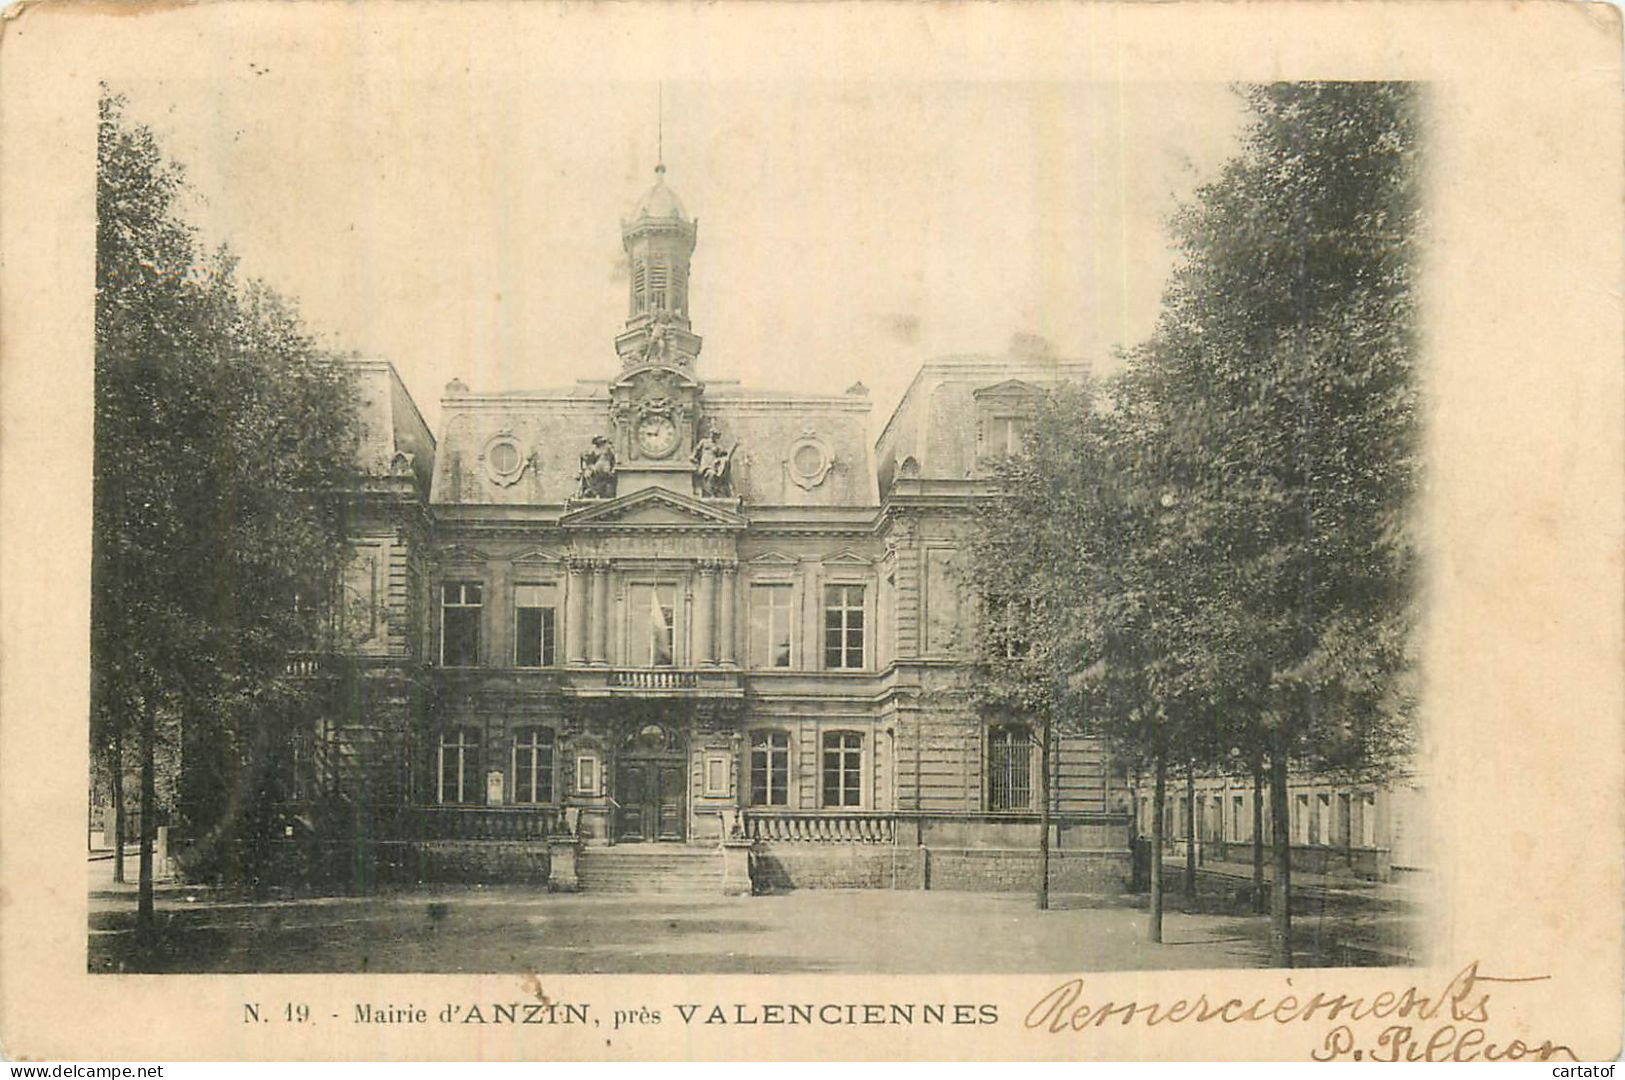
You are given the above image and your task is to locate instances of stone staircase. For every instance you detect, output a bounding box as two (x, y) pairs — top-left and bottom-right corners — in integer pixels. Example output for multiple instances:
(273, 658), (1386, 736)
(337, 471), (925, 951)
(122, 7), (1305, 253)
(576, 843), (726, 894)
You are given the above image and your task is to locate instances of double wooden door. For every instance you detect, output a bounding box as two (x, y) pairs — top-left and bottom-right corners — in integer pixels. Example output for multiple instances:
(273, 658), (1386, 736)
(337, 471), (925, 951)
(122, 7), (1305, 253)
(616, 758), (686, 842)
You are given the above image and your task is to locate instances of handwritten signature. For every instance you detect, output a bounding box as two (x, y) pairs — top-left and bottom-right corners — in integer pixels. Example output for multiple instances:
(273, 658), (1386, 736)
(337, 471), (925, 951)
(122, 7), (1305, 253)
(1024, 961), (1577, 1061)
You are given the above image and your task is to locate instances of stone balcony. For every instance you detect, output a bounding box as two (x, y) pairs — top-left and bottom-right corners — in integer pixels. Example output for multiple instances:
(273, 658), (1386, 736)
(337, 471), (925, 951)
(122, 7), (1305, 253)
(562, 665), (744, 699)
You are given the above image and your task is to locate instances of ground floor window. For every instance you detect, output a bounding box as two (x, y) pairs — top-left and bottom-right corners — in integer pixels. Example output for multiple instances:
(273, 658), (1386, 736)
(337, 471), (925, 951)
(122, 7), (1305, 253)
(438, 727), (482, 804)
(750, 730), (790, 806)
(512, 727), (554, 803)
(821, 731), (863, 807)
(987, 724), (1032, 810)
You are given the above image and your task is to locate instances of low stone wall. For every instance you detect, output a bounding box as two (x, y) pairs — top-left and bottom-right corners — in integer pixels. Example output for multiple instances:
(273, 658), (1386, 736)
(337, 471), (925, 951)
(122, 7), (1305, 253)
(751, 845), (924, 892)
(751, 843), (1133, 896)
(1177, 840), (1393, 882)
(375, 840), (551, 885)
(924, 848), (1133, 894)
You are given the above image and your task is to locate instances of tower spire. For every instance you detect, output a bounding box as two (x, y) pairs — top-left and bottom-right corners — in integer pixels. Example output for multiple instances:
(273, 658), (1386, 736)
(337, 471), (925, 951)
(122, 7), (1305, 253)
(617, 106), (700, 370)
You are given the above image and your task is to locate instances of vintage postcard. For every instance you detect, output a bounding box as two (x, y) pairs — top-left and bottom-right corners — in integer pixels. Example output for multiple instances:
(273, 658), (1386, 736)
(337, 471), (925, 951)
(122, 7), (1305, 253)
(0, 0), (1620, 1063)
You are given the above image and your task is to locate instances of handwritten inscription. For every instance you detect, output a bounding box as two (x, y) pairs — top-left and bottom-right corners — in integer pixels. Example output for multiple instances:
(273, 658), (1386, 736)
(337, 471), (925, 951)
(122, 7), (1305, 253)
(1024, 961), (1577, 1061)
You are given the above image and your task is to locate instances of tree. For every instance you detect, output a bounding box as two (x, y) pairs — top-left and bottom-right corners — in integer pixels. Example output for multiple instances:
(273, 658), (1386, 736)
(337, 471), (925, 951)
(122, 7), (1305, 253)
(961, 380), (1227, 929)
(961, 84), (1420, 961)
(1124, 82), (1422, 965)
(959, 381), (1101, 911)
(94, 89), (361, 937)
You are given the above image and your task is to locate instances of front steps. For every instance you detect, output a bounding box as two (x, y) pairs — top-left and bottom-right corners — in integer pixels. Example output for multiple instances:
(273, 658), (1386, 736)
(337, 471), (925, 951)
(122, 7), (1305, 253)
(576, 844), (726, 894)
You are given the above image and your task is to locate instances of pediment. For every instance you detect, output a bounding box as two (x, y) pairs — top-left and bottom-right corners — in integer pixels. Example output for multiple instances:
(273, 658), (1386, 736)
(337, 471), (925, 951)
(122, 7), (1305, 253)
(973, 378), (1044, 402)
(511, 548), (563, 565)
(439, 544), (491, 564)
(560, 487), (747, 530)
(822, 548), (873, 567)
(748, 550), (800, 566)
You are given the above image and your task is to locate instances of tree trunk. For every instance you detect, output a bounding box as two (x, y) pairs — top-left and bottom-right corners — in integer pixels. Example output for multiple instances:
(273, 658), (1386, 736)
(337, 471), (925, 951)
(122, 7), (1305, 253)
(1251, 756), (1266, 914)
(1037, 714), (1052, 911)
(110, 725), (126, 884)
(1268, 740), (1293, 967)
(1183, 760), (1197, 898)
(137, 697), (157, 940)
(1147, 750), (1166, 943)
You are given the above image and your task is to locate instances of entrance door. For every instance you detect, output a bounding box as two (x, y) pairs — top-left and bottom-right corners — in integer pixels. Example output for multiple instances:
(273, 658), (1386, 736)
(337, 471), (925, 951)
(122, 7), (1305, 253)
(616, 759), (686, 842)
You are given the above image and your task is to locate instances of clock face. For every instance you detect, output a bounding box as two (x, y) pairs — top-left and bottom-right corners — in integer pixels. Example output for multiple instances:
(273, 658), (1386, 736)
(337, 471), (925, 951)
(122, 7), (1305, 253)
(636, 414), (679, 458)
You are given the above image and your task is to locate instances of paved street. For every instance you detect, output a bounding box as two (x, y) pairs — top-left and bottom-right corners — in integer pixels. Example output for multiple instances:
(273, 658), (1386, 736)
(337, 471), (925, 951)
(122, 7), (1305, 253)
(88, 857), (1421, 975)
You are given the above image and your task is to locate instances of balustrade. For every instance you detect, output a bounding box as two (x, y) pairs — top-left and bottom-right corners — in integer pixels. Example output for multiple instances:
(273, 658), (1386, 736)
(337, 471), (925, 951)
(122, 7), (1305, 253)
(743, 811), (896, 843)
(609, 669), (699, 689)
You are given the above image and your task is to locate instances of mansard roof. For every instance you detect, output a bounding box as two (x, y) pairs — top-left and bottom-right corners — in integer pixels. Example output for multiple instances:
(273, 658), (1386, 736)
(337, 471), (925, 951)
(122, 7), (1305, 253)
(348, 358), (436, 496)
(873, 346), (1090, 496)
(429, 379), (878, 508)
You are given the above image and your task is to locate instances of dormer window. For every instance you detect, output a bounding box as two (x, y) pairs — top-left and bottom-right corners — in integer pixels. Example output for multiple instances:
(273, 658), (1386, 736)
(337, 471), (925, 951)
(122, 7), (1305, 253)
(973, 380), (1042, 465)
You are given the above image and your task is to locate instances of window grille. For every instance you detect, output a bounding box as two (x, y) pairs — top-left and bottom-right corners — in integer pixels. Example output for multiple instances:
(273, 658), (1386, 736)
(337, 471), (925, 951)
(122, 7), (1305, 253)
(987, 725), (1033, 810)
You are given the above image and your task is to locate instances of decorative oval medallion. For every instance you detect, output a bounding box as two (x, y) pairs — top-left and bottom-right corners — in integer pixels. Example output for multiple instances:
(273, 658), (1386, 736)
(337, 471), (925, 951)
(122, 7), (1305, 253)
(481, 430), (533, 487)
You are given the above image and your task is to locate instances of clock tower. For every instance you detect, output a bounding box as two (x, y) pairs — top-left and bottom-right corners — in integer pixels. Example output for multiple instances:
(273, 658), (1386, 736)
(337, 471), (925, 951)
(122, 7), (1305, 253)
(605, 165), (721, 498)
(613, 164), (702, 369)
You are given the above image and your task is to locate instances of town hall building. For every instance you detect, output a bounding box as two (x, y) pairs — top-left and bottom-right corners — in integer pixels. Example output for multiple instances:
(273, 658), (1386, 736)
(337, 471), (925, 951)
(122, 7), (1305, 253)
(300, 163), (1135, 894)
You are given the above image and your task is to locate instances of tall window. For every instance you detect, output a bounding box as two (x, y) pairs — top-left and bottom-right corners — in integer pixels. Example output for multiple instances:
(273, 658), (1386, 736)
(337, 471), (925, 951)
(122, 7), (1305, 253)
(438, 727), (481, 804)
(750, 584), (794, 669)
(986, 415), (1029, 456)
(512, 727), (554, 804)
(514, 585), (557, 668)
(823, 584), (865, 670)
(821, 731), (863, 807)
(987, 725), (1032, 810)
(630, 583), (677, 666)
(986, 595), (1030, 659)
(441, 582), (482, 667)
(750, 730), (790, 806)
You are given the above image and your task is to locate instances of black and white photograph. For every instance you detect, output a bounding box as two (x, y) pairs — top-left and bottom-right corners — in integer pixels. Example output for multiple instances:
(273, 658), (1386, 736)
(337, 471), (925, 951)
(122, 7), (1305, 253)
(87, 71), (1424, 977)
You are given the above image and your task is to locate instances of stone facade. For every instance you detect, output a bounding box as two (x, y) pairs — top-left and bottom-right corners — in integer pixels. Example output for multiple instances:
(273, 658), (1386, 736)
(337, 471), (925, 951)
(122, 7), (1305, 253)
(293, 169), (1134, 895)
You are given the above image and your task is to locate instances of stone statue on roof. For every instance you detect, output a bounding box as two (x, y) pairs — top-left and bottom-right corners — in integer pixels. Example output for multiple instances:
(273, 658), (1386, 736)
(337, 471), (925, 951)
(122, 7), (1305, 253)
(691, 421), (736, 499)
(577, 435), (617, 499)
(642, 310), (673, 366)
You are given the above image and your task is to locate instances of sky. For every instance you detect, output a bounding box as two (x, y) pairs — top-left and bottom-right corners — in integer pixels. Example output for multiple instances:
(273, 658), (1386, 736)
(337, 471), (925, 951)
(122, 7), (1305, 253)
(123, 77), (1245, 439)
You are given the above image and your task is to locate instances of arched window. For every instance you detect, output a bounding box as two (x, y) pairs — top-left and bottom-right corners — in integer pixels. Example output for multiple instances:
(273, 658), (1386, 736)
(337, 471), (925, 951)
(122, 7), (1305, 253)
(512, 727), (555, 804)
(438, 727), (482, 805)
(987, 724), (1033, 811)
(750, 730), (791, 806)
(821, 731), (863, 808)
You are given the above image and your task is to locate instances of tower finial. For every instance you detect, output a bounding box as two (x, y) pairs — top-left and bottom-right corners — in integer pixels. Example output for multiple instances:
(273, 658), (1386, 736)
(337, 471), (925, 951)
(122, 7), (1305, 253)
(657, 82), (664, 174)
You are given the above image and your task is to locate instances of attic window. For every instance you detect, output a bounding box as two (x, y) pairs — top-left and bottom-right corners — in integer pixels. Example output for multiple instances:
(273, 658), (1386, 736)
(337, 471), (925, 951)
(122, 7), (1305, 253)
(482, 433), (530, 487)
(788, 430), (834, 490)
(490, 442), (520, 474)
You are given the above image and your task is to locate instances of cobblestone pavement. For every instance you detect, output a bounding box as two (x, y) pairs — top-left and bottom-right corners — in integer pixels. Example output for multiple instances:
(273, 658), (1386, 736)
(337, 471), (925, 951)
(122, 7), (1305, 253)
(88, 858), (1422, 975)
